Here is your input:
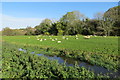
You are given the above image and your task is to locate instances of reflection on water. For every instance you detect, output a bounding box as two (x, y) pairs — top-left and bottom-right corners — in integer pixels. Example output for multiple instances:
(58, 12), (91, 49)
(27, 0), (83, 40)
(18, 48), (26, 53)
(36, 54), (120, 78)
(18, 48), (120, 78)
(31, 51), (35, 54)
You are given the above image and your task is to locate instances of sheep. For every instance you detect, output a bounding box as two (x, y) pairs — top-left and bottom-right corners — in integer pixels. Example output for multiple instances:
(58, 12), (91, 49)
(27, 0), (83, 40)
(57, 41), (61, 43)
(84, 36), (90, 39)
(76, 38), (78, 39)
(62, 36), (65, 39)
(90, 35), (93, 36)
(75, 35), (78, 37)
(75, 35), (78, 39)
(55, 38), (57, 40)
(40, 39), (43, 41)
(66, 38), (68, 40)
(37, 39), (39, 40)
(44, 39), (46, 40)
(52, 39), (55, 41)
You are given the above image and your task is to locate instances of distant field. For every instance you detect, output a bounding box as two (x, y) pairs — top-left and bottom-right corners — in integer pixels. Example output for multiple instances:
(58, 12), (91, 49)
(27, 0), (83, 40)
(2, 35), (119, 54)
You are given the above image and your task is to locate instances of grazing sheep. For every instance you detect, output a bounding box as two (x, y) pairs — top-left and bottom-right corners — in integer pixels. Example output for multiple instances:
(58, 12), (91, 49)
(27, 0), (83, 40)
(62, 36), (65, 39)
(75, 35), (78, 39)
(84, 36), (90, 39)
(55, 38), (57, 40)
(66, 38), (68, 40)
(75, 35), (78, 37)
(76, 38), (78, 39)
(57, 41), (61, 43)
(90, 35), (93, 36)
(44, 39), (46, 40)
(52, 39), (55, 41)
(40, 39), (43, 41)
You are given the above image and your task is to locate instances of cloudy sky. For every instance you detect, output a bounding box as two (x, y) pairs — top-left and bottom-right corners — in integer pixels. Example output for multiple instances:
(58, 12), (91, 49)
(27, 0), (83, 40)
(1, 1), (118, 30)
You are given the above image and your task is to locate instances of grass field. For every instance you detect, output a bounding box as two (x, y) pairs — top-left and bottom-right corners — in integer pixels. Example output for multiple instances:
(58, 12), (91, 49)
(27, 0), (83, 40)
(2, 35), (120, 78)
(3, 35), (119, 54)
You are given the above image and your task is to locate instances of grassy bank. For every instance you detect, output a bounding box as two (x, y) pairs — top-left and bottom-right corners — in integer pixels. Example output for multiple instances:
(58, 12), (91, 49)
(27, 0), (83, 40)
(2, 35), (120, 71)
(3, 42), (111, 79)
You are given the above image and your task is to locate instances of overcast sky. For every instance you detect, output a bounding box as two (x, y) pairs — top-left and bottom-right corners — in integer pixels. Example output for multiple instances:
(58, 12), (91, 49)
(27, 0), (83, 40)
(1, 2), (118, 30)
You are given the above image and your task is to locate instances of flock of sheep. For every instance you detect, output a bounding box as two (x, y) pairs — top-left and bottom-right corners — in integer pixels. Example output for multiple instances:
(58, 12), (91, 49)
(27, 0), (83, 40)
(35, 35), (81, 43)
(28, 35), (107, 44)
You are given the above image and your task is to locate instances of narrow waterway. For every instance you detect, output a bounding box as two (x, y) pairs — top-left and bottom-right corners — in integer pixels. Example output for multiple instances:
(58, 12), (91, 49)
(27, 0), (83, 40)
(19, 48), (120, 78)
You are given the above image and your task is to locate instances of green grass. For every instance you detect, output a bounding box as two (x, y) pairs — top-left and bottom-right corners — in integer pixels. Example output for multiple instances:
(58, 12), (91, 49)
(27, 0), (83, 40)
(3, 42), (108, 78)
(2, 35), (119, 55)
(2, 36), (120, 78)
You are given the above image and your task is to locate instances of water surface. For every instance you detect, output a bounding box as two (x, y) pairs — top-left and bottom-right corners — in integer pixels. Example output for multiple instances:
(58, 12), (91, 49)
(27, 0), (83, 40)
(18, 48), (120, 78)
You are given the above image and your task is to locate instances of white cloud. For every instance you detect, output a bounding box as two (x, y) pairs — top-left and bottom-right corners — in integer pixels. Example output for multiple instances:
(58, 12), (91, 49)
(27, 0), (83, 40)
(1, 14), (44, 30)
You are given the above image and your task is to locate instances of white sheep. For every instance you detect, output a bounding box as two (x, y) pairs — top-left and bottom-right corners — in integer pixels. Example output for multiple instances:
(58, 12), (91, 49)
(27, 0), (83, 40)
(44, 39), (46, 40)
(75, 35), (78, 37)
(84, 36), (90, 39)
(55, 38), (57, 40)
(40, 39), (43, 41)
(57, 41), (61, 43)
(90, 35), (93, 36)
(66, 38), (68, 40)
(76, 38), (78, 39)
(62, 36), (65, 39)
(52, 39), (55, 41)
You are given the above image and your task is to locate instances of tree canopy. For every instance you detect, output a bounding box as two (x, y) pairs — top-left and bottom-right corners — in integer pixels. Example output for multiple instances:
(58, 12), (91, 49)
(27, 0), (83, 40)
(2, 6), (120, 36)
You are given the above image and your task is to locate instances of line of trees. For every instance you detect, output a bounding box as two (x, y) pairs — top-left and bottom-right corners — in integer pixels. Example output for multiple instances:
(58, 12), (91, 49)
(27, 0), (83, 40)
(2, 6), (120, 36)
